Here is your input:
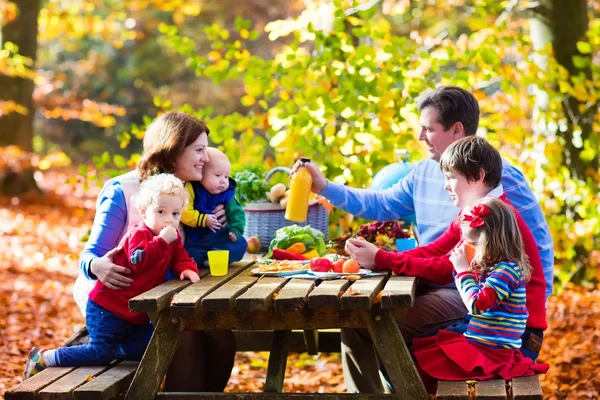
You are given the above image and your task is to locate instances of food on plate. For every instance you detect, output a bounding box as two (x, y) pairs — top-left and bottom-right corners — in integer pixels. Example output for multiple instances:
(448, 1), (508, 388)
(272, 248), (309, 261)
(257, 259), (309, 273)
(332, 258), (345, 273)
(301, 249), (320, 259)
(310, 257), (333, 272)
(246, 236), (261, 253)
(267, 225), (327, 259)
(286, 242), (306, 254)
(342, 259), (360, 273)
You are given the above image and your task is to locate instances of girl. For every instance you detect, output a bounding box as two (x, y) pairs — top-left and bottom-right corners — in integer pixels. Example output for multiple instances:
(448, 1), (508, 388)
(412, 197), (548, 391)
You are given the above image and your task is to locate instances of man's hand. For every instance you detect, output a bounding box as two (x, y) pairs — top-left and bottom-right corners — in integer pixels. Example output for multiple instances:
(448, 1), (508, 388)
(90, 247), (133, 290)
(159, 226), (178, 244)
(205, 214), (222, 233)
(344, 238), (378, 269)
(450, 243), (470, 274)
(213, 204), (228, 228)
(180, 270), (200, 283)
(229, 232), (237, 242)
(291, 160), (328, 194)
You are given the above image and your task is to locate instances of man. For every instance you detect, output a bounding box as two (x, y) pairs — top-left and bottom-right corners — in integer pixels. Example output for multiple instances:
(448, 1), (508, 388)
(299, 86), (554, 393)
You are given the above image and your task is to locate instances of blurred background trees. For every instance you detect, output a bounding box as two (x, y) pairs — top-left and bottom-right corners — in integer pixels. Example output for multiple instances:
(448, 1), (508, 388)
(1, 0), (599, 288)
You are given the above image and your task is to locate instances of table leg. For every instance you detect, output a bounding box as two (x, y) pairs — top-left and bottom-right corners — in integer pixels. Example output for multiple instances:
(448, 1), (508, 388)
(361, 309), (428, 400)
(264, 330), (290, 393)
(125, 312), (185, 400)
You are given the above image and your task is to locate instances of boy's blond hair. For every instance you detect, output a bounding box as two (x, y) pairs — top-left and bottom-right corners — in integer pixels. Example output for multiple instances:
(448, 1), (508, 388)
(135, 174), (189, 211)
(461, 197), (532, 281)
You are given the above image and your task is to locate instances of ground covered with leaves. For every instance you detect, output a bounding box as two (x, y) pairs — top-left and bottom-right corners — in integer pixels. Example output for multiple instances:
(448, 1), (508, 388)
(0, 174), (598, 399)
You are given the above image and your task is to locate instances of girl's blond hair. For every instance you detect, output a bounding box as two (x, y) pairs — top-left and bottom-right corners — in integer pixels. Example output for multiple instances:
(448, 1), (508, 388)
(134, 174), (189, 211)
(461, 197), (532, 281)
(137, 111), (210, 181)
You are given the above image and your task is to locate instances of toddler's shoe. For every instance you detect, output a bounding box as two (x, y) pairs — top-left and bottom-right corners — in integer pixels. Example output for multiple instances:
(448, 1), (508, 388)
(23, 347), (47, 380)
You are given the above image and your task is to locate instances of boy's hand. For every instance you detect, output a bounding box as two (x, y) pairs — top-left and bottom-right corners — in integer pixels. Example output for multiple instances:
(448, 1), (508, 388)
(344, 238), (378, 269)
(159, 226), (178, 244)
(450, 243), (470, 274)
(206, 214), (222, 232)
(180, 270), (200, 283)
(229, 232), (237, 242)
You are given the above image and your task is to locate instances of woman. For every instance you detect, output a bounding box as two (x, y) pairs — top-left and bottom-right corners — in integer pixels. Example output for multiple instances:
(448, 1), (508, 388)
(74, 111), (236, 391)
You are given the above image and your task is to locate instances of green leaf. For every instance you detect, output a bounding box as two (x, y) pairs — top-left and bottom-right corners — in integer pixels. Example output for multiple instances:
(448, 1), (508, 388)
(576, 41), (592, 54)
(113, 155), (127, 168)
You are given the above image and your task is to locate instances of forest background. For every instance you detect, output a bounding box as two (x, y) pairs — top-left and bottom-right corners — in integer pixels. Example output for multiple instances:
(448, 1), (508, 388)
(1, 0), (600, 398)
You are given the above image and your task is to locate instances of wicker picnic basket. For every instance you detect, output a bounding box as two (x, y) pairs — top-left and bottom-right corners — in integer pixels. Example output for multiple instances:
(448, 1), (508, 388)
(243, 166), (329, 251)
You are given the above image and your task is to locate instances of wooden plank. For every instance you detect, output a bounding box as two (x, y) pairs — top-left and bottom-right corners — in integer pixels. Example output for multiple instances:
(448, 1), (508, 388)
(474, 379), (507, 399)
(124, 311), (184, 400)
(380, 276), (416, 309)
(511, 376), (543, 400)
(274, 279), (315, 311)
(156, 393), (392, 399)
(436, 381), (470, 400)
(362, 309), (428, 400)
(63, 326), (89, 347)
(5, 367), (76, 400)
(39, 365), (111, 400)
(187, 308), (365, 331)
(74, 361), (138, 400)
(340, 276), (388, 310)
(170, 261), (251, 317)
(201, 267), (260, 312)
(128, 279), (195, 313)
(235, 277), (288, 312)
(264, 330), (290, 392)
(302, 329), (319, 355)
(307, 279), (350, 308)
(233, 330), (341, 353)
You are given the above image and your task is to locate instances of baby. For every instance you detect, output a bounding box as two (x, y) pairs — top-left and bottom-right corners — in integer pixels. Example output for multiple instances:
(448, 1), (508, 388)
(23, 174), (199, 378)
(182, 147), (247, 266)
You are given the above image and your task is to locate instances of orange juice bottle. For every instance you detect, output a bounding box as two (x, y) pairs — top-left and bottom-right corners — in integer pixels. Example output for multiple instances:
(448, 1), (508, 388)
(285, 158), (313, 223)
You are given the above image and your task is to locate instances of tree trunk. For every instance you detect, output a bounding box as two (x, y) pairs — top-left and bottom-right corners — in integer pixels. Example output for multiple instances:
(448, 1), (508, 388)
(549, 0), (597, 179)
(0, 0), (41, 194)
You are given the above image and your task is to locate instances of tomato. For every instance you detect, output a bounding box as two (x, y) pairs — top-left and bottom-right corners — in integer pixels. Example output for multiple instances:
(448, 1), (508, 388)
(342, 259), (360, 273)
(332, 258), (345, 273)
(310, 257), (332, 272)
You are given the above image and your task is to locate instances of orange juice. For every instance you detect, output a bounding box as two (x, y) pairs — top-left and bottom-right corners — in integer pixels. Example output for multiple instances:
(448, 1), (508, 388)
(285, 158), (313, 222)
(465, 242), (476, 264)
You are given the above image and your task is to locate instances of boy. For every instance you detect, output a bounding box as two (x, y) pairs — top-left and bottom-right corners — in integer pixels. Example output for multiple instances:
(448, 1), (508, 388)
(346, 136), (547, 360)
(23, 174), (199, 379)
(182, 147), (247, 266)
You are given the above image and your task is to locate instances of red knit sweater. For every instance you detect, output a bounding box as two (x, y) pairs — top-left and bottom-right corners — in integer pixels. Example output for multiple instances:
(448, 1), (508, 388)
(375, 194), (547, 330)
(89, 224), (198, 324)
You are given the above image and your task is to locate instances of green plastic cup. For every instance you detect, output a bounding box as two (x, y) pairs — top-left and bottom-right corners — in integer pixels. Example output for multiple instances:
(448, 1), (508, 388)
(207, 250), (229, 276)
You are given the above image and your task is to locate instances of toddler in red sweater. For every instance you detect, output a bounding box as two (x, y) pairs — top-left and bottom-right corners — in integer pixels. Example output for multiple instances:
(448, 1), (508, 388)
(23, 174), (199, 379)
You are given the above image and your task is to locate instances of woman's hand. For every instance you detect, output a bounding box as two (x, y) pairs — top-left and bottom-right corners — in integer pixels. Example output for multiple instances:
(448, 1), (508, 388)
(205, 214), (222, 232)
(180, 269), (200, 283)
(90, 247), (133, 290)
(213, 204), (228, 228)
(291, 160), (328, 194)
(344, 238), (378, 269)
(450, 243), (470, 274)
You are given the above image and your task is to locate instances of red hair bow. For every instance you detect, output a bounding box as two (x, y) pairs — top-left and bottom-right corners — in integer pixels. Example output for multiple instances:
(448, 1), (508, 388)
(463, 203), (490, 228)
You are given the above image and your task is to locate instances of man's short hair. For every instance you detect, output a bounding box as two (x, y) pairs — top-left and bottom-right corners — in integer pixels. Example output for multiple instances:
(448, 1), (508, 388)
(417, 86), (480, 136)
(440, 136), (502, 188)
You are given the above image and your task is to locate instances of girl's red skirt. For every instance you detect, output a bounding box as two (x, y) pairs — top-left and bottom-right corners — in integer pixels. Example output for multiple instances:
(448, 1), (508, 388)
(413, 330), (549, 381)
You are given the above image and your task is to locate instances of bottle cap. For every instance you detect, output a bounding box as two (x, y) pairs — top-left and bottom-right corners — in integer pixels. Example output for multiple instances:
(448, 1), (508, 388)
(395, 149), (409, 162)
(299, 157), (311, 163)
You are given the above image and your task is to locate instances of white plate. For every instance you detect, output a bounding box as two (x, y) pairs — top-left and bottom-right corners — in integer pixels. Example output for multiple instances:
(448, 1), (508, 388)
(250, 267), (310, 277)
(308, 268), (375, 278)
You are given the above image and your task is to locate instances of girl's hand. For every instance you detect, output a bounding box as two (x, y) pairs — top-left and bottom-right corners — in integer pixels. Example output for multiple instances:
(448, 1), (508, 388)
(159, 226), (179, 243)
(180, 270), (200, 283)
(344, 238), (378, 269)
(90, 247), (133, 290)
(450, 243), (470, 274)
(213, 204), (228, 228)
(205, 214), (222, 232)
(228, 232), (237, 242)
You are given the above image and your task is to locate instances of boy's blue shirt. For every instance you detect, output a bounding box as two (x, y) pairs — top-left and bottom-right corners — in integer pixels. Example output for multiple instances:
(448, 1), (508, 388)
(322, 158), (555, 297)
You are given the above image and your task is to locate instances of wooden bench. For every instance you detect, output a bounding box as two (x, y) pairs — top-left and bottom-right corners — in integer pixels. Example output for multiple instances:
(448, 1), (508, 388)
(436, 376), (544, 400)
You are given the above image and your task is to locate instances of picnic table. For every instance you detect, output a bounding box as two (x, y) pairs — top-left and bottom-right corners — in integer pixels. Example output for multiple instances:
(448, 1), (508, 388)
(124, 256), (428, 400)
